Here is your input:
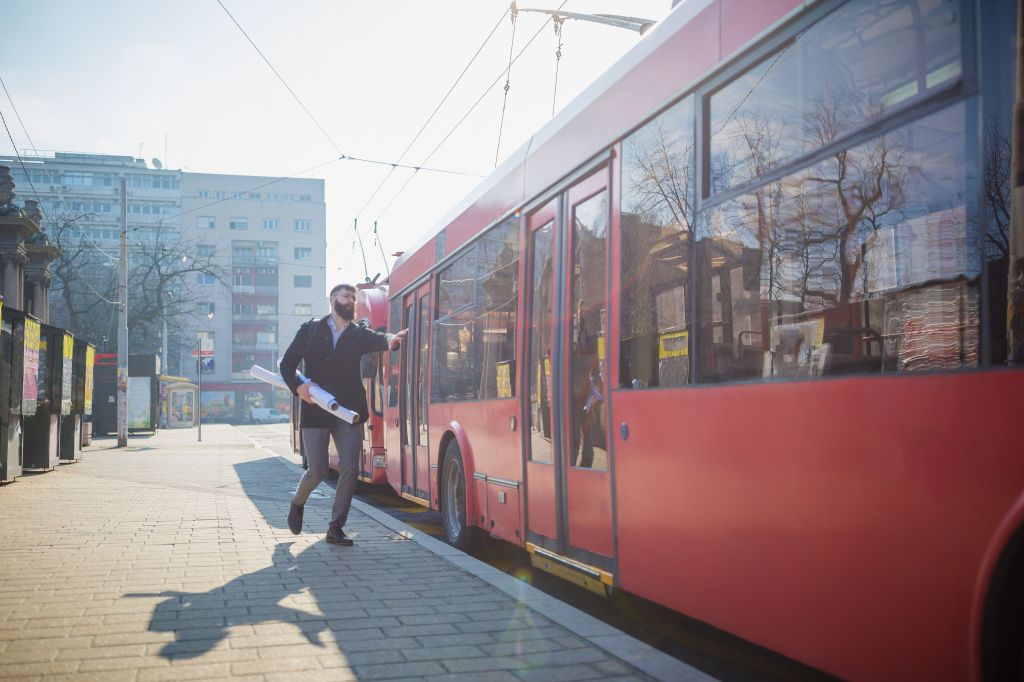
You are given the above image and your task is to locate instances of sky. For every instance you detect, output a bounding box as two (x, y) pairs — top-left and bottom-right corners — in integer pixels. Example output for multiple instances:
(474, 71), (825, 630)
(1, 0), (675, 291)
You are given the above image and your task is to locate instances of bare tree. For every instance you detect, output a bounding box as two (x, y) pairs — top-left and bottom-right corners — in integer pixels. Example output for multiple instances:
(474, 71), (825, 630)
(48, 217), (227, 370)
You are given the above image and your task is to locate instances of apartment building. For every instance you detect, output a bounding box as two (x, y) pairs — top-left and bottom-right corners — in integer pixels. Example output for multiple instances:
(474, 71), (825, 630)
(1, 152), (327, 422)
(179, 173), (326, 420)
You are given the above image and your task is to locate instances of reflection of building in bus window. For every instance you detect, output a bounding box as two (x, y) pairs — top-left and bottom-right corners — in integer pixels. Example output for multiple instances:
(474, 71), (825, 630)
(1010, 261), (1024, 363)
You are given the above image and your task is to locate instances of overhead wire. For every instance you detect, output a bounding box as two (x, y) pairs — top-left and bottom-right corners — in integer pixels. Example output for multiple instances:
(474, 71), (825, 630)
(495, 7), (519, 167)
(0, 73), (119, 261)
(371, 0), (571, 225)
(216, 0), (344, 157)
(353, 6), (509, 220)
(329, 5), (513, 268)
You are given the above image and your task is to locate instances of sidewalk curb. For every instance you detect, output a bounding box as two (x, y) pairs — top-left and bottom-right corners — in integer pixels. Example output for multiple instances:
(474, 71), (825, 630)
(240, 429), (715, 682)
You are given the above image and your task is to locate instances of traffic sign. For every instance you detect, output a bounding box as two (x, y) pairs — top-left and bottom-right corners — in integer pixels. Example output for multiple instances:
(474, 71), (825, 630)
(191, 349), (215, 357)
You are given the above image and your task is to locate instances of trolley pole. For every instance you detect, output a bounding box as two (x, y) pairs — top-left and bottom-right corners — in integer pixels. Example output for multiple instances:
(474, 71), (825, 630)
(116, 177), (128, 447)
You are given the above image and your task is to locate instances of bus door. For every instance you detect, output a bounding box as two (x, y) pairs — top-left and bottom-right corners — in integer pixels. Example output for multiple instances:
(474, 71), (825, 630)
(399, 283), (431, 502)
(524, 168), (614, 577)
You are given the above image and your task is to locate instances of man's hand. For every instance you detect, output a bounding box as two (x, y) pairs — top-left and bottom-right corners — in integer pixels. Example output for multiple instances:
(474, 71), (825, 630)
(388, 328), (408, 351)
(297, 382), (318, 405)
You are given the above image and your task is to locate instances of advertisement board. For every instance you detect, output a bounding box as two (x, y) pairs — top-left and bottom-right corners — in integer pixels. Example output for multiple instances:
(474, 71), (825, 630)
(84, 346), (95, 415)
(23, 318), (40, 411)
(127, 376), (152, 430)
(61, 334), (74, 415)
(169, 390), (195, 428)
(201, 390), (234, 420)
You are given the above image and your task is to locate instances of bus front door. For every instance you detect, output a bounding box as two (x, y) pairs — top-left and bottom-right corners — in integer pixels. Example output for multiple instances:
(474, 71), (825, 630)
(524, 168), (614, 582)
(399, 284), (431, 503)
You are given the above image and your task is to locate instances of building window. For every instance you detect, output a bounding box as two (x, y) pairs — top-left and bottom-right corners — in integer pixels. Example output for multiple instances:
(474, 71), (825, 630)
(256, 330), (276, 344)
(249, 192), (261, 200)
(299, 194), (312, 202)
(294, 219), (312, 232)
(197, 244), (215, 257)
(294, 275), (312, 288)
(197, 273), (215, 285)
(294, 247), (311, 261)
(198, 190), (209, 198)
(256, 303), (277, 315)
(263, 218), (279, 231)
(197, 216), (215, 229)
(257, 245), (277, 260)
(197, 302), (215, 316)
(229, 217), (248, 231)
(232, 245), (255, 260)
(215, 191), (226, 199)
(294, 303), (312, 316)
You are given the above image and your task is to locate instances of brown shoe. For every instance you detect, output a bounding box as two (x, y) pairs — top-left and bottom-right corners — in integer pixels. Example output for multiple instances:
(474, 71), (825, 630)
(326, 523), (353, 546)
(287, 503), (304, 535)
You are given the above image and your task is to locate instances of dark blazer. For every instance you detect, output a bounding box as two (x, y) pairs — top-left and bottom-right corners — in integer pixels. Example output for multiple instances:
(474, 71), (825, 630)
(279, 316), (389, 428)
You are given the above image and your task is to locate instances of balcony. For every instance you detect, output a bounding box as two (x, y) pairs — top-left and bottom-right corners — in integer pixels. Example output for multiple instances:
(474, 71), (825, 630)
(232, 255), (278, 267)
(232, 341), (279, 352)
(232, 284), (279, 295)
(232, 312), (278, 323)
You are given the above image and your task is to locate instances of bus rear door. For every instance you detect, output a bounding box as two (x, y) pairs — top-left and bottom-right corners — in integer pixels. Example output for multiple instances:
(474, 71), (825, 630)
(399, 283), (431, 503)
(523, 168), (614, 589)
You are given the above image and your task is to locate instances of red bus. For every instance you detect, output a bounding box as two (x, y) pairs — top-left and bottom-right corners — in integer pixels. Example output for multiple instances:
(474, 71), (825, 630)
(354, 282), (389, 484)
(377, 0), (1024, 679)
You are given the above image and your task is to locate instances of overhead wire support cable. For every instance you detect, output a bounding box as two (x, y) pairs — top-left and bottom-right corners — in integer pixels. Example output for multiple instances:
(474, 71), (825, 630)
(353, 218), (369, 282)
(495, 4), (519, 168)
(552, 18), (565, 116)
(216, 0), (344, 156)
(372, 0), (569, 224)
(374, 221), (390, 276)
(331, 5), (512, 270)
(352, 5), (510, 223)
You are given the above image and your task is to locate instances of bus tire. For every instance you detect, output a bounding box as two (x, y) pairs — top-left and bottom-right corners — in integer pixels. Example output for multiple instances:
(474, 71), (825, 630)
(982, 523), (1024, 681)
(441, 440), (475, 551)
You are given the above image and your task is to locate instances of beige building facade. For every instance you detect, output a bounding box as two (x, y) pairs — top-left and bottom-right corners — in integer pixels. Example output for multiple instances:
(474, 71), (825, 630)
(179, 172), (326, 419)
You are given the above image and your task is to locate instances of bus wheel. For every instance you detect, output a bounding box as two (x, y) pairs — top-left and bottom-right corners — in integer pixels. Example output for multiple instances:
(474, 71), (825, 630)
(441, 441), (474, 551)
(982, 523), (1024, 681)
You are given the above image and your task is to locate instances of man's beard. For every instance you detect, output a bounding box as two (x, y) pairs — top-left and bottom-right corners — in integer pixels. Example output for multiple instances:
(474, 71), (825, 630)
(333, 300), (354, 320)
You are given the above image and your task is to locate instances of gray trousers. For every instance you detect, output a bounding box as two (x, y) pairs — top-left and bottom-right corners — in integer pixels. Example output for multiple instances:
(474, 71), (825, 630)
(293, 422), (362, 529)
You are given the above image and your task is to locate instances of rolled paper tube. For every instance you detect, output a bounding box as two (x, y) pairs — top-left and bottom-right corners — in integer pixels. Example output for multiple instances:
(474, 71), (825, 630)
(249, 365), (358, 424)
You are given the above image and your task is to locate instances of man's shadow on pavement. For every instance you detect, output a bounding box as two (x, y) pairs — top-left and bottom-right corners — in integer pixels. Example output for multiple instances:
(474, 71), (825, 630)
(126, 541), (337, 659)
(125, 458), (361, 661)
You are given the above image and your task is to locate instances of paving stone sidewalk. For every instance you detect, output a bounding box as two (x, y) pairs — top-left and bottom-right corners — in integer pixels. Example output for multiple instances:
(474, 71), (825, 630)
(0, 425), (706, 681)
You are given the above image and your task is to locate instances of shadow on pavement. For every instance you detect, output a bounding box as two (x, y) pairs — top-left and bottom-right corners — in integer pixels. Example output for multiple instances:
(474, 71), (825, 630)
(125, 542), (331, 660)
(124, 455), (381, 662)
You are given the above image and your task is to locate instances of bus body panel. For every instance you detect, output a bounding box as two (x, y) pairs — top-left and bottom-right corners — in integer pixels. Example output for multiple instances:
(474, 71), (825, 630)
(356, 284), (389, 485)
(612, 369), (1024, 681)
(431, 402), (519, 519)
(379, 0), (1024, 677)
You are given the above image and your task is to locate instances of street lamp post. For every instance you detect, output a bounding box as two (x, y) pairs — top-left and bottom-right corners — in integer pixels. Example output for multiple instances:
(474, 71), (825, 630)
(197, 310), (214, 442)
(197, 333), (203, 442)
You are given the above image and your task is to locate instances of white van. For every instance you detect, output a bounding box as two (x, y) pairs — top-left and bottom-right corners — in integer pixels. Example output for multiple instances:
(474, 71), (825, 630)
(250, 408), (289, 424)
